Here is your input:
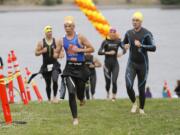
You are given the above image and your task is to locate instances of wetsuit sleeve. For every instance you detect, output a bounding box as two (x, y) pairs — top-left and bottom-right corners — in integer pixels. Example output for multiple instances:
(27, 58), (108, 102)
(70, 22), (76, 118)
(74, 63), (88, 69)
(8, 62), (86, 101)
(98, 40), (106, 55)
(123, 32), (129, 45)
(141, 34), (156, 52)
(118, 40), (127, 54)
(0, 57), (3, 67)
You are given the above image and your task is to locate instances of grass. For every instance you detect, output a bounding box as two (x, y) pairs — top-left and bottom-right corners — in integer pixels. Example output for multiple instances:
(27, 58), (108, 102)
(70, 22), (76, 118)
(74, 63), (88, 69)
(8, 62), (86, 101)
(0, 99), (180, 135)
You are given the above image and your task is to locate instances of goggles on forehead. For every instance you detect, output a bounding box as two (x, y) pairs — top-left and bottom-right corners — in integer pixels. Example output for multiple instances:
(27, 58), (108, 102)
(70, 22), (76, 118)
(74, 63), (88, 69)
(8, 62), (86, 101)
(110, 28), (117, 33)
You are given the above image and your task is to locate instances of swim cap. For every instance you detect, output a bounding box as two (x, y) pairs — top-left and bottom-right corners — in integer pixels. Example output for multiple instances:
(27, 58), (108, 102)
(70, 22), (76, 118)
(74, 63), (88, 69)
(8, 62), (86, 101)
(64, 16), (75, 24)
(44, 25), (52, 33)
(132, 11), (143, 22)
(109, 27), (117, 33)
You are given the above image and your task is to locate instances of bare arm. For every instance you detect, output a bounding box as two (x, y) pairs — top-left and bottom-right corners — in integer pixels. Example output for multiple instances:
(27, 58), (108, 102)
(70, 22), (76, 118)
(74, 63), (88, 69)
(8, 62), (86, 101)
(93, 57), (102, 68)
(54, 38), (64, 59)
(77, 34), (94, 53)
(89, 57), (102, 68)
(59, 45), (65, 59)
(35, 41), (47, 56)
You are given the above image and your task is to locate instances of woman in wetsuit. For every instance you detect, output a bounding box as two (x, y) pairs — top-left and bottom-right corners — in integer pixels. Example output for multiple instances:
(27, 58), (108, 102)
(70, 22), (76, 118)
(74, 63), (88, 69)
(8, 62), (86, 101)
(98, 28), (126, 101)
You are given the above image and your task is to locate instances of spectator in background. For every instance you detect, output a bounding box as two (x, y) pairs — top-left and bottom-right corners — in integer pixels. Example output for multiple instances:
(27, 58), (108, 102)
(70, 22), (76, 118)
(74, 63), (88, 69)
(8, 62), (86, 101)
(162, 86), (168, 98)
(145, 86), (152, 98)
(174, 80), (180, 98)
(162, 81), (171, 98)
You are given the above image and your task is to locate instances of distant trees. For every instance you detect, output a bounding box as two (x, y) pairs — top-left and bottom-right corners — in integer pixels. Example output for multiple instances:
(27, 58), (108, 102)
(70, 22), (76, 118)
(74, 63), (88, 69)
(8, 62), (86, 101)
(160, 0), (180, 4)
(126, 0), (132, 3)
(43, 0), (62, 5)
(0, 0), (4, 5)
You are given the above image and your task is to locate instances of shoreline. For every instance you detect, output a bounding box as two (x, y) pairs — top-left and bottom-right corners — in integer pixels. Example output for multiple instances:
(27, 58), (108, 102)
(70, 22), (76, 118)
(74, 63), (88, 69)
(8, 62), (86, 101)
(0, 4), (180, 13)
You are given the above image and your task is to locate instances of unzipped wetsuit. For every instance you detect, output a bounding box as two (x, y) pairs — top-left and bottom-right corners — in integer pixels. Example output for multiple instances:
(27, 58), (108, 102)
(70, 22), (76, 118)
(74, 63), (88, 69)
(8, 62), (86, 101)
(41, 38), (61, 101)
(62, 33), (90, 118)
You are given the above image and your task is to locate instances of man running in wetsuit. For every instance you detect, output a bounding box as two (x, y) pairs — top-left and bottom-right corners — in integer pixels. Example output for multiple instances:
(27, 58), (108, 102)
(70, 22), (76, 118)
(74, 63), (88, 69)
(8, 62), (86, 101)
(123, 11), (156, 114)
(35, 25), (63, 103)
(98, 28), (126, 101)
(61, 16), (94, 125)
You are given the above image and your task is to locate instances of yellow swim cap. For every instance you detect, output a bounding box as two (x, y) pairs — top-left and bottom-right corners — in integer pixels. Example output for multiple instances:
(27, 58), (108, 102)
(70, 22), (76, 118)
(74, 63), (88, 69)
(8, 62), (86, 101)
(64, 16), (75, 24)
(132, 11), (143, 22)
(44, 25), (52, 33)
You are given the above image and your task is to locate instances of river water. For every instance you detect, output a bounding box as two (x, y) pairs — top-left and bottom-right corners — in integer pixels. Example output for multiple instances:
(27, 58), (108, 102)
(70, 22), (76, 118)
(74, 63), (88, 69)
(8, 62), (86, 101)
(0, 7), (180, 101)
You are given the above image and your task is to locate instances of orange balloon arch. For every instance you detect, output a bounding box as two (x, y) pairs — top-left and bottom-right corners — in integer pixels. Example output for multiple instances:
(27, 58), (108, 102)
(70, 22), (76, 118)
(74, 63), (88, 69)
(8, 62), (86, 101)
(75, 0), (111, 38)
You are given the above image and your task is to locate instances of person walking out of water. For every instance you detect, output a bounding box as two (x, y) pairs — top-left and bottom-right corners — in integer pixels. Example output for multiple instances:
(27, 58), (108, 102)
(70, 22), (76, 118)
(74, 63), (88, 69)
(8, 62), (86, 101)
(85, 53), (102, 100)
(123, 11), (156, 114)
(61, 16), (94, 125)
(98, 28), (126, 101)
(35, 25), (62, 103)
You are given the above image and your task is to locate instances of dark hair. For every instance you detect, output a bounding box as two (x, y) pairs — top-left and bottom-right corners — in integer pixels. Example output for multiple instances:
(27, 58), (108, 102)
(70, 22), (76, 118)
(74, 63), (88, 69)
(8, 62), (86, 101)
(177, 80), (180, 86)
(146, 86), (150, 91)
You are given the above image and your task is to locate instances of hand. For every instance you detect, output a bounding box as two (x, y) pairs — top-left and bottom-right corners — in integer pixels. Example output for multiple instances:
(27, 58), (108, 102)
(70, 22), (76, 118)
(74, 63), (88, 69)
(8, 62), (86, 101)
(124, 44), (130, 50)
(53, 53), (59, 59)
(89, 64), (95, 68)
(70, 45), (83, 53)
(41, 47), (47, 54)
(134, 40), (142, 48)
(117, 53), (123, 58)
(74, 48), (84, 53)
(59, 53), (64, 59)
(115, 33), (121, 40)
(105, 50), (116, 55)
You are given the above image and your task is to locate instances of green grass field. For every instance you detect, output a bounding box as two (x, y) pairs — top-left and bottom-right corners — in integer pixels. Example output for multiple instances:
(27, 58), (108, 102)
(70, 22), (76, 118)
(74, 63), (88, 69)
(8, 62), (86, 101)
(0, 99), (180, 135)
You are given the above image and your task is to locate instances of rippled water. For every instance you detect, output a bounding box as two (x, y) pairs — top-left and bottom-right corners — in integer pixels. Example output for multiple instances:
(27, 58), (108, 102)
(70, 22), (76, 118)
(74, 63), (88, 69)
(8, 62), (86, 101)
(0, 8), (180, 100)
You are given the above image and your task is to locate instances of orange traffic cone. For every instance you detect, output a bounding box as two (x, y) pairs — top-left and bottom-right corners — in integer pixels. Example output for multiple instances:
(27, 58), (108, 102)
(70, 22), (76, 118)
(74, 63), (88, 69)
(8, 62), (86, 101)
(7, 53), (14, 103)
(25, 67), (43, 102)
(24, 77), (31, 101)
(11, 50), (28, 105)
(0, 67), (12, 124)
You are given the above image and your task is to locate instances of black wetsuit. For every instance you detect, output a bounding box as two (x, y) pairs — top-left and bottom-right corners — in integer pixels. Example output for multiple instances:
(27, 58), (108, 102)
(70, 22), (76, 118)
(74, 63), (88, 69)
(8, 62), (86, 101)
(98, 38), (126, 94)
(84, 55), (97, 99)
(62, 33), (90, 118)
(123, 27), (156, 109)
(41, 38), (61, 101)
